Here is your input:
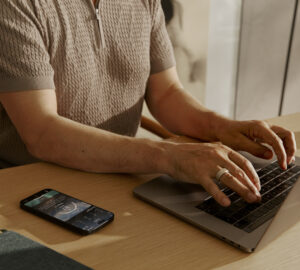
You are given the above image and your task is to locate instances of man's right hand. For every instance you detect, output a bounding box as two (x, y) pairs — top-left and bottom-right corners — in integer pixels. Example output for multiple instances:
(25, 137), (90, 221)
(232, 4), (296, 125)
(163, 142), (261, 207)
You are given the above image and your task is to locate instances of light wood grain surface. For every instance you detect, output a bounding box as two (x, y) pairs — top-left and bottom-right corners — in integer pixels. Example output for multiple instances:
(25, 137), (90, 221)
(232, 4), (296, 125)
(0, 113), (299, 270)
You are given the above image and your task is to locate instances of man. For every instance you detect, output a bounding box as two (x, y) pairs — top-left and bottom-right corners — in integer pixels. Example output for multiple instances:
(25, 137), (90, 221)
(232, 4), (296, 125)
(0, 0), (296, 208)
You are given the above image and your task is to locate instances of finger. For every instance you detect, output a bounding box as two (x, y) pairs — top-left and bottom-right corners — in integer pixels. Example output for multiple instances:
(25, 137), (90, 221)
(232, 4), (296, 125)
(224, 159), (261, 196)
(271, 125), (297, 164)
(201, 177), (231, 207)
(250, 122), (287, 169)
(231, 134), (273, 160)
(218, 169), (260, 203)
(228, 151), (261, 191)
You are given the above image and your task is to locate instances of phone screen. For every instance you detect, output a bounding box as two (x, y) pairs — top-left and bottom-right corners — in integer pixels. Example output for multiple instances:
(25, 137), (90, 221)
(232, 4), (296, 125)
(24, 190), (91, 222)
(22, 189), (114, 234)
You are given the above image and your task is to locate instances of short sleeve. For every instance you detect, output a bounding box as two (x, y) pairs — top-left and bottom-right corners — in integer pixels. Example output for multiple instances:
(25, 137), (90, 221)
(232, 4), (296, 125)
(0, 1), (55, 92)
(150, 0), (176, 74)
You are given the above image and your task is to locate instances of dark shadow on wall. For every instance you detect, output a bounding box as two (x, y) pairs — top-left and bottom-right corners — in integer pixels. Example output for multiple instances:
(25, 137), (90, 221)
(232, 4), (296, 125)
(160, 0), (204, 102)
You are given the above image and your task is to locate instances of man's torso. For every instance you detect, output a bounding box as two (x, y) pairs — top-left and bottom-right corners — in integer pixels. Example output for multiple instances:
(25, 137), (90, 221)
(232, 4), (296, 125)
(0, 0), (156, 167)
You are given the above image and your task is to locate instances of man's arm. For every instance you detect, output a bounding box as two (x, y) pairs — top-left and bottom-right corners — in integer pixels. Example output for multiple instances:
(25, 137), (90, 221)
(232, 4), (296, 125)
(146, 67), (296, 169)
(0, 89), (169, 174)
(0, 88), (262, 207)
(146, 67), (220, 141)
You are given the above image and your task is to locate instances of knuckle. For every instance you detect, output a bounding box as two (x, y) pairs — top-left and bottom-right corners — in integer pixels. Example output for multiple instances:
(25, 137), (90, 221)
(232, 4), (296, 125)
(235, 169), (245, 179)
(275, 138), (284, 148)
(287, 130), (295, 140)
(241, 158), (252, 168)
(207, 149), (218, 159)
(210, 147), (219, 155)
(267, 132), (283, 146)
(241, 189), (250, 199)
(209, 148), (224, 159)
(258, 120), (268, 128)
(245, 159), (253, 168)
(221, 144), (231, 152)
(225, 173), (235, 182)
(252, 120), (265, 127)
(233, 182), (248, 195)
(214, 141), (223, 146)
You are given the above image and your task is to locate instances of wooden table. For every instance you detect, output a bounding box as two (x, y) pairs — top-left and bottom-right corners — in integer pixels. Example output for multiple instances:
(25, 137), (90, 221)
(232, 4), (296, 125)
(1, 113), (300, 270)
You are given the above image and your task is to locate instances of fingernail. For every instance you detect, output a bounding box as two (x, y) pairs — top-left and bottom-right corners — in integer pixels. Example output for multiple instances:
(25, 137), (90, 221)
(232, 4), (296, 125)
(254, 189), (261, 198)
(254, 177), (261, 191)
(247, 192), (257, 202)
(251, 184), (260, 194)
(291, 156), (296, 163)
(256, 182), (261, 191)
(221, 197), (231, 207)
(264, 151), (273, 159)
(283, 161), (287, 170)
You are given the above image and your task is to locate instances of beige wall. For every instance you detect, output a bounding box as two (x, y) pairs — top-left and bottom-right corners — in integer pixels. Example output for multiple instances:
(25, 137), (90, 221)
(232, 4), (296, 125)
(167, 0), (210, 102)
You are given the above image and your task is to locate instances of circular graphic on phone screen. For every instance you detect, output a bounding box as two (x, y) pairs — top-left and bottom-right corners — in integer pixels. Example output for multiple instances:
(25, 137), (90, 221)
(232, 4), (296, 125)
(60, 202), (78, 214)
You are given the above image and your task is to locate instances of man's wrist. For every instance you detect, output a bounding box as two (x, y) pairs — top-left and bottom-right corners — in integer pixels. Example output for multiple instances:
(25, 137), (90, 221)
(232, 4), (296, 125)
(197, 111), (233, 142)
(151, 140), (174, 175)
(133, 138), (173, 175)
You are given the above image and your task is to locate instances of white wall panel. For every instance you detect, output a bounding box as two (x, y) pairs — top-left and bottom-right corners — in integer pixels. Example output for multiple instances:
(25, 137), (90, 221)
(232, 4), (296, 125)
(235, 0), (295, 120)
(205, 0), (242, 118)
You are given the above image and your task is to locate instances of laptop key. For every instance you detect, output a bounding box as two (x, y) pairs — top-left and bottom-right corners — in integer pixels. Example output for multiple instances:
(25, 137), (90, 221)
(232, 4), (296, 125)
(215, 211), (237, 224)
(197, 198), (224, 213)
(280, 173), (291, 180)
(269, 188), (280, 197)
(222, 188), (234, 197)
(286, 171), (296, 178)
(260, 162), (277, 173)
(290, 165), (300, 173)
(229, 193), (240, 203)
(260, 185), (270, 194)
(248, 209), (265, 219)
(244, 205), (280, 233)
(289, 175), (300, 184)
(234, 218), (251, 230)
(260, 174), (274, 184)
(231, 208), (251, 221)
(287, 163), (295, 169)
(257, 169), (267, 177)
(272, 177), (285, 186)
(234, 200), (248, 210)
(245, 202), (261, 212)
(272, 196), (284, 206)
(261, 192), (273, 203)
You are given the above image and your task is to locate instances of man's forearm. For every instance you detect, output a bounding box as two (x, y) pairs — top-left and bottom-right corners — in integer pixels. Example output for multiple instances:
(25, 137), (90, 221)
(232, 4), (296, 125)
(29, 115), (170, 174)
(147, 84), (230, 142)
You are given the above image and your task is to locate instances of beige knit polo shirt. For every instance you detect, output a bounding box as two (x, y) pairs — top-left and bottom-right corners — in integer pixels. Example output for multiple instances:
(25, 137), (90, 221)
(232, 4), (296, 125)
(0, 0), (175, 168)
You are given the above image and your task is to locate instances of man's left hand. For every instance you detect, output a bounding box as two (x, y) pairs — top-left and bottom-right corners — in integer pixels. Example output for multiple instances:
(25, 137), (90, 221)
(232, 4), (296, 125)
(215, 119), (297, 170)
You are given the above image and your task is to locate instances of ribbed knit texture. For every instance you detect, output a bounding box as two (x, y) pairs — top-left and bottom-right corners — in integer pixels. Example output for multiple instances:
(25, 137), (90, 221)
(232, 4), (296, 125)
(0, 0), (175, 168)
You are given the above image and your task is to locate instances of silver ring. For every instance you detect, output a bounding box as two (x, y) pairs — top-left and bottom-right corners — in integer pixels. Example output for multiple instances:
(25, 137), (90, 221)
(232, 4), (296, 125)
(216, 168), (229, 183)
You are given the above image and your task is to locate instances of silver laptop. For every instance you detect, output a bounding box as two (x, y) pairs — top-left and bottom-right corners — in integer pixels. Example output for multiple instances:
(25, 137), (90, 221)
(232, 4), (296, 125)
(133, 155), (300, 252)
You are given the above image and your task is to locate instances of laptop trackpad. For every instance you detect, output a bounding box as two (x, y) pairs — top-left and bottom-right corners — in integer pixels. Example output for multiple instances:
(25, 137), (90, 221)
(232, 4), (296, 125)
(133, 175), (209, 205)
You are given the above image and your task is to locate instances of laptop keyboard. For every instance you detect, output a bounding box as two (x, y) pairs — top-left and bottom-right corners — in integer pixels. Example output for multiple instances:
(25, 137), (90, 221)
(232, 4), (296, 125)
(196, 161), (300, 233)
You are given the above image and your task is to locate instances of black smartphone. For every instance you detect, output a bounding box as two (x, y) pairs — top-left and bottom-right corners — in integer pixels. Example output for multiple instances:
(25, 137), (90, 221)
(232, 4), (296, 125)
(20, 189), (114, 235)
